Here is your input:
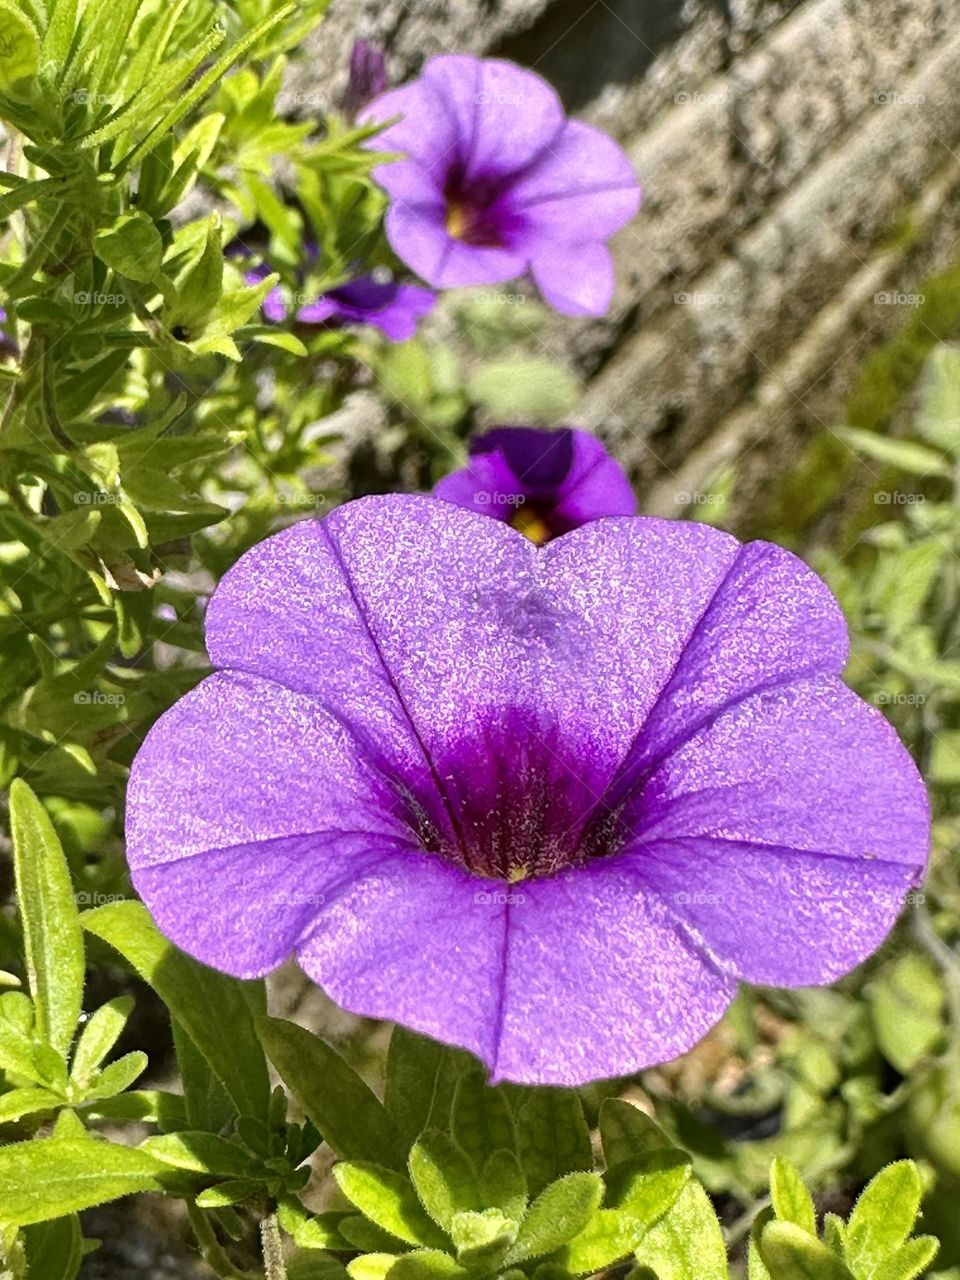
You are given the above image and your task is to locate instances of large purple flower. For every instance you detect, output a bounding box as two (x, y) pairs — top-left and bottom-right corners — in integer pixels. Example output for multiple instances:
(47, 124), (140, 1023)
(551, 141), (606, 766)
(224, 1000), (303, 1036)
(360, 56), (642, 316)
(127, 497), (928, 1086)
(435, 426), (637, 543)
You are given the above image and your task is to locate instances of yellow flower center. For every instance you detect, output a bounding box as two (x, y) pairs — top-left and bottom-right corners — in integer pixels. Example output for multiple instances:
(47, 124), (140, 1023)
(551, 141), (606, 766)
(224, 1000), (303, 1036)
(510, 506), (552, 545)
(445, 201), (471, 241)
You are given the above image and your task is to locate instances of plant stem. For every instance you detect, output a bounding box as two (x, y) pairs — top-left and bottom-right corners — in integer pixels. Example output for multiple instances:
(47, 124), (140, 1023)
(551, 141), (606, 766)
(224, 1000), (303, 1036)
(260, 1213), (287, 1280)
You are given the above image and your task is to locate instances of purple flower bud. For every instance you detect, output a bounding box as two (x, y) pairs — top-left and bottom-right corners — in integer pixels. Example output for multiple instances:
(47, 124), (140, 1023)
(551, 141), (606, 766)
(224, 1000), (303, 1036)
(342, 40), (389, 119)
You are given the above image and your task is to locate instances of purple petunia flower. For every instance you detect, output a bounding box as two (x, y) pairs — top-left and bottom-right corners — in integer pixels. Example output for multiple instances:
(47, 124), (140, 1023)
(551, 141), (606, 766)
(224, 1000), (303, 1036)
(244, 261), (435, 342)
(126, 497), (929, 1086)
(360, 55), (642, 316)
(435, 426), (637, 543)
(342, 40), (389, 119)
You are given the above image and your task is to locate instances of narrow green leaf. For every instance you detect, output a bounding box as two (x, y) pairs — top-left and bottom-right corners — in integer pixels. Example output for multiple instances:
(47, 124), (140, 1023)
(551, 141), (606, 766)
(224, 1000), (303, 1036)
(71, 996), (134, 1082)
(0, 1138), (166, 1225)
(835, 426), (951, 478)
(10, 779), (85, 1059)
(38, 0), (77, 77)
(0, 1), (39, 91)
(334, 1162), (449, 1248)
(82, 901), (269, 1119)
(0, 1086), (62, 1123)
(0, 991), (41, 1080)
(257, 1017), (405, 1169)
(409, 1130), (478, 1231)
(637, 1180), (728, 1280)
(770, 1158), (817, 1236)
(504, 1173), (604, 1265)
(195, 1178), (259, 1208)
(916, 344), (960, 453)
(759, 1222), (855, 1280)
(452, 1070), (517, 1172)
(845, 1162), (924, 1275)
(388, 1251), (468, 1280)
(94, 213), (163, 284)
(346, 1254), (401, 1280)
(142, 1131), (250, 1176)
(172, 1018), (234, 1134)
(83, 1050), (147, 1099)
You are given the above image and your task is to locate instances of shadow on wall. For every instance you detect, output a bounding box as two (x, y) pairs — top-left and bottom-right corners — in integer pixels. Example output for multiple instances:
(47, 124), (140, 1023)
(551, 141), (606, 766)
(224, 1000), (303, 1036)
(492, 0), (726, 109)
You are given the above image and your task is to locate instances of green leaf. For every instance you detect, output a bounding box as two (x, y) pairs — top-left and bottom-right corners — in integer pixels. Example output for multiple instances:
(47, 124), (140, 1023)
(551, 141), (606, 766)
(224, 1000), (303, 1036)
(510, 1088), (593, 1197)
(0, 991), (41, 1080)
(334, 1162), (448, 1248)
(195, 1179), (259, 1208)
(600, 1099), (675, 1168)
(83, 1050), (147, 1099)
(450, 1208), (518, 1268)
(873, 1236), (939, 1280)
(504, 1172), (604, 1265)
(636, 1180), (728, 1280)
(346, 1255), (401, 1280)
(257, 1017), (405, 1169)
(94, 213), (164, 284)
(868, 538), (944, 641)
(82, 901), (269, 1119)
(770, 1158), (817, 1236)
(468, 360), (579, 423)
(0, 1138), (166, 1225)
(10, 779), (85, 1060)
(558, 1209), (652, 1276)
(916, 343), (960, 453)
(172, 1018), (233, 1134)
(141, 1131), (251, 1177)
(867, 954), (945, 1073)
(383, 1251), (468, 1280)
(835, 426), (951, 478)
(845, 1162), (924, 1275)
(930, 731), (960, 784)
(479, 1149), (527, 1222)
(759, 1222), (855, 1280)
(0, 1086), (62, 1123)
(167, 215), (223, 333)
(409, 1130), (479, 1231)
(71, 996), (134, 1082)
(452, 1070), (517, 1172)
(606, 1151), (691, 1226)
(39, 0), (77, 77)
(0, 1), (39, 91)
(385, 1026), (467, 1144)
(21, 1214), (83, 1280)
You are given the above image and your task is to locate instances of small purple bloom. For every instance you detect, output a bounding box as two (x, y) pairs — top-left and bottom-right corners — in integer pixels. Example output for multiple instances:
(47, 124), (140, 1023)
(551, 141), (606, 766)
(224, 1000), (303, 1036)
(127, 498), (928, 1086)
(360, 55), (642, 316)
(435, 426), (637, 543)
(244, 260), (435, 342)
(342, 40), (389, 119)
(0, 307), (18, 358)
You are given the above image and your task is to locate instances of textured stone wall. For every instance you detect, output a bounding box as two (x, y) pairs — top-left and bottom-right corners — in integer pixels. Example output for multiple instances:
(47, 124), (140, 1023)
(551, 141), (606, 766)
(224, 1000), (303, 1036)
(291, 0), (960, 516)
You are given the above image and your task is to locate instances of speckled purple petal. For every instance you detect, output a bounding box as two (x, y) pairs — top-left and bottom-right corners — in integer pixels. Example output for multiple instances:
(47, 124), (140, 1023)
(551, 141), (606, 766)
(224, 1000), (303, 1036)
(632, 675), (928, 865)
(489, 863), (737, 1084)
(126, 671), (411, 977)
(624, 836), (921, 986)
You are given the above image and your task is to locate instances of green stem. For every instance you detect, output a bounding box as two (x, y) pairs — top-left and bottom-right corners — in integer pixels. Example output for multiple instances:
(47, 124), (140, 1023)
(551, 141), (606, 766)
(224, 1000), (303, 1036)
(260, 1213), (287, 1280)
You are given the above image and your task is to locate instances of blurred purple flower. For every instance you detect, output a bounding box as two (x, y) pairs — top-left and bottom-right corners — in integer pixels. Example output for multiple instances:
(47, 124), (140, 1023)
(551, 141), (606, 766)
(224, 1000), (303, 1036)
(0, 307), (18, 358)
(244, 260), (435, 342)
(342, 40), (388, 118)
(435, 426), (636, 543)
(360, 55), (642, 316)
(127, 497), (928, 1086)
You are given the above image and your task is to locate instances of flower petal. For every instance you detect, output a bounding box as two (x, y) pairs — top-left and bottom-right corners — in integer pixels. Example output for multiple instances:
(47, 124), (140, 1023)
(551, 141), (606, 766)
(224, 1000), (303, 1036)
(362, 80), (461, 182)
(625, 836), (921, 986)
(633, 675), (929, 868)
(424, 55), (566, 179)
(511, 121), (642, 239)
(531, 242), (616, 317)
(297, 854), (505, 1065)
(490, 863), (737, 1084)
(126, 671), (411, 977)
